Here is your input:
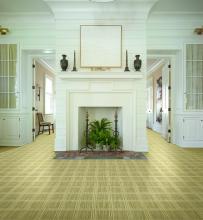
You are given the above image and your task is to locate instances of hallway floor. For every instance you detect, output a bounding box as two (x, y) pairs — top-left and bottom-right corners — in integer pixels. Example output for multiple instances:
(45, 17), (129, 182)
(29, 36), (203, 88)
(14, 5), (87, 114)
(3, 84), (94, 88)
(0, 130), (202, 220)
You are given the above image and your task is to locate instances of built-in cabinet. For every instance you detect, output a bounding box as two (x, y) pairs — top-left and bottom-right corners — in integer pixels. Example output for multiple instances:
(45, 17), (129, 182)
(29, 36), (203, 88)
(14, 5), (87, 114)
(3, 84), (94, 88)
(183, 117), (203, 142)
(179, 44), (203, 147)
(0, 44), (24, 146)
(0, 115), (22, 146)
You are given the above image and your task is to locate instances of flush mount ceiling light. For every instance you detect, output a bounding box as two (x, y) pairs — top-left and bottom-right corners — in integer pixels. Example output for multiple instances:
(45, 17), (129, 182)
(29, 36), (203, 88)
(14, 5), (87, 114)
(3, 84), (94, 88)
(194, 26), (203, 35)
(90, 0), (115, 2)
(0, 26), (9, 35)
(43, 50), (54, 54)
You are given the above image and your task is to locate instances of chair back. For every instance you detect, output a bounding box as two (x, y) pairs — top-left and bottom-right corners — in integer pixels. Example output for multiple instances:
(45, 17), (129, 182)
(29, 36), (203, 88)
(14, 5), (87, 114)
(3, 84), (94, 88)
(37, 113), (44, 125)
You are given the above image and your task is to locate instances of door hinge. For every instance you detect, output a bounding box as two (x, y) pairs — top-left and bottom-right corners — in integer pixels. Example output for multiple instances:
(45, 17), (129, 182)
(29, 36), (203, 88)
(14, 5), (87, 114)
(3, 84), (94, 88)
(168, 129), (171, 133)
(168, 86), (171, 90)
(168, 108), (171, 112)
(168, 64), (171, 69)
(19, 134), (21, 139)
(32, 64), (35, 68)
(183, 119), (185, 122)
(32, 85), (35, 90)
(183, 136), (185, 140)
(32, 128), (35, 132)
(19, 118), (20, 121)
(32, 107), (36, 111)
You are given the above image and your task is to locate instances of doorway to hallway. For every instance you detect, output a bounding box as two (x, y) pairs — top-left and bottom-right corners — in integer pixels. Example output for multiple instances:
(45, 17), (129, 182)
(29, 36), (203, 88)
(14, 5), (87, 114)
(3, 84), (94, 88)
(21, 49), (56, 142)
(147, 53), (173, 143)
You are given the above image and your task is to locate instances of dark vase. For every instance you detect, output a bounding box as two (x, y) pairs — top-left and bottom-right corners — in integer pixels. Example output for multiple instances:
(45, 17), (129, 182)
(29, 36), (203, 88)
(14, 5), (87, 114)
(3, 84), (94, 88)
(60, 54), (68, 71)
(134, 55), (142, 71)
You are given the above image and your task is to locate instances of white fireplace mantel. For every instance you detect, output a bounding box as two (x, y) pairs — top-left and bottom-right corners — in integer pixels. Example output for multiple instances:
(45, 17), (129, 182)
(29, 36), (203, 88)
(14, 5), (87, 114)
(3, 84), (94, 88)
(55, 71), (147, 152)
(58, 71), (144, 79)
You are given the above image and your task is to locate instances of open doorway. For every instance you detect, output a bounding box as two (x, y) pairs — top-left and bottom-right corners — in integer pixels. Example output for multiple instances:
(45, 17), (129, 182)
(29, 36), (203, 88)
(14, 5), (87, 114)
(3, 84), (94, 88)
(33, 57), (56, 139)
(147, 56), (172, 143)
(21, 49), (56, 142)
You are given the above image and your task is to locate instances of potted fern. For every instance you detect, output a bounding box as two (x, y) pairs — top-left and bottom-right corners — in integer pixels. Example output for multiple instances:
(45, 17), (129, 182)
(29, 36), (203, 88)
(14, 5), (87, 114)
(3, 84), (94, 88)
(89, 118), (112, 150)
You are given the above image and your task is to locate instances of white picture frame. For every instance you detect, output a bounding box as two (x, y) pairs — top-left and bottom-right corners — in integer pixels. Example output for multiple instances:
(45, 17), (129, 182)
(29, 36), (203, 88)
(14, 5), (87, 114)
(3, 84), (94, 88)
(80, 25), (122, 68)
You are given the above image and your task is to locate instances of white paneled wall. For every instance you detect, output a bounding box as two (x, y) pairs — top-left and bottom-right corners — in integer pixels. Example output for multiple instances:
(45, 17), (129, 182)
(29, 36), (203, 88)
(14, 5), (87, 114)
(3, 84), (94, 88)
(147, 12), (203, 147)
(1, 1), (202, 148)
(50, 3), (150, 151)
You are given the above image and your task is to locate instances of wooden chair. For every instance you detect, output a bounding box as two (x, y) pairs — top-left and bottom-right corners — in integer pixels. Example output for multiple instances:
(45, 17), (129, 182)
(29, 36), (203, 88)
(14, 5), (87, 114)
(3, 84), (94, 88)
(37, 113), (54, 135)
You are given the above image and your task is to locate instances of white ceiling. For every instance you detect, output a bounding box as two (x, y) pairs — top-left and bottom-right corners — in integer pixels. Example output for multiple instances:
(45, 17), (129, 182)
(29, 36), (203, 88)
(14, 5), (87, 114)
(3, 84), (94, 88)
(0, 0), (203, 13)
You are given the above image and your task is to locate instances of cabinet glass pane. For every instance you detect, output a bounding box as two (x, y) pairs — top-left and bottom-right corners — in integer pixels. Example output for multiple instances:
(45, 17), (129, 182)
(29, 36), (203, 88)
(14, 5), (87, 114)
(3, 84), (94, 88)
(0, 61), (9, 76)
(0, 77), (8, 93)
(9, 45), (17, 60)
(9, 77), (16, 92)
(0, 45), (8, 60)
(0, 44), (17, 109)
(186, 78), (203, 94)
(186, 94), (203, 110)
(186, 44), (192, 60)
(9, 93), (16, 108)
(0, 93), (8, 108)
(9, 61), (16, 76)
(186, 44), (203, 110)
(186, 44), (203, 61)
(186, 61), (203, 77)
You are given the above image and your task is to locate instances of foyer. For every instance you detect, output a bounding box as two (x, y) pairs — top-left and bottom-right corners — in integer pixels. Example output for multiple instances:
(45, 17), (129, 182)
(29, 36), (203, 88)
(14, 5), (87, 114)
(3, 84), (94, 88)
(0, 130), (202, 220)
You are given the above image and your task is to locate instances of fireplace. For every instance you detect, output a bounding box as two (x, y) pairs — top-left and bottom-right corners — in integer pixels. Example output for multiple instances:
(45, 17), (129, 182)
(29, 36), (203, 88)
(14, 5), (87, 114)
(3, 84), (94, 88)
(55, 72), (148, 152)
(78, 107), (122, 150)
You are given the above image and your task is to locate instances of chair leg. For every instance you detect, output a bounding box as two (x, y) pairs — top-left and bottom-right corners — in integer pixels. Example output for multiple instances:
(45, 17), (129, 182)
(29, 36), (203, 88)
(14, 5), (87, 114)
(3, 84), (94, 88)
(52, 124), (54, 133)
(42, 126), (44, 134)
(49, 125), (50, 135)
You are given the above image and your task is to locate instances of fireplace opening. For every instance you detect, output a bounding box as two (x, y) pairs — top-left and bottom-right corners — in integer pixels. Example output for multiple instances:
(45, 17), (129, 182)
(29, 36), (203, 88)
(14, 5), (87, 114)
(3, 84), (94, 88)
(78, 107), (123, 150)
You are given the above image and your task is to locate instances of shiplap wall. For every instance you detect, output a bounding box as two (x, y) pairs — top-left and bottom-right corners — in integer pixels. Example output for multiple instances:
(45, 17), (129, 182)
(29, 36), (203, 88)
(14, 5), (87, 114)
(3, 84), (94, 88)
(55, 13), (147, 72)
(0, 14), (55, 49)
(54, 9), (148, 151)
(147, 12), (203, 147)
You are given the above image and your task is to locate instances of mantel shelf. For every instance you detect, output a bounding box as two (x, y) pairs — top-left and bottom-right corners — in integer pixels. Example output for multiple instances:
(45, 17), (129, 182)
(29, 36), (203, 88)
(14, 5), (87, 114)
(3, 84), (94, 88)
(58, 72), (144, 79)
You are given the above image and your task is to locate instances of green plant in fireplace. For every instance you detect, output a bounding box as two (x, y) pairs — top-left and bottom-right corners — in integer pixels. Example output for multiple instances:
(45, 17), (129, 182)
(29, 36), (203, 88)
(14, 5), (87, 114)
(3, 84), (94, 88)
(88, 118), (121, 150)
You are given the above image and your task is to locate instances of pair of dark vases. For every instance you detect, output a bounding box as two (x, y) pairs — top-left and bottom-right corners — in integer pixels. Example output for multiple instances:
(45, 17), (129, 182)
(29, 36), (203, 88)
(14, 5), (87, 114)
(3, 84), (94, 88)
(60, 54), (142, 71)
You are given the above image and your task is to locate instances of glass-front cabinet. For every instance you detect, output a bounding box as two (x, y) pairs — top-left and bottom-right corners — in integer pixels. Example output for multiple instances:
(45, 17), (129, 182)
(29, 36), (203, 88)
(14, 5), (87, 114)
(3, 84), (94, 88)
(185, 44), (203, 110)
(0, 44), (18, 109)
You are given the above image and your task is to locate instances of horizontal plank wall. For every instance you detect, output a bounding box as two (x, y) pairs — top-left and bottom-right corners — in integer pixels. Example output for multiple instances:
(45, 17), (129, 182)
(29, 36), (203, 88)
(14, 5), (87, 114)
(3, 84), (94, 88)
(147, 12), (203, 147)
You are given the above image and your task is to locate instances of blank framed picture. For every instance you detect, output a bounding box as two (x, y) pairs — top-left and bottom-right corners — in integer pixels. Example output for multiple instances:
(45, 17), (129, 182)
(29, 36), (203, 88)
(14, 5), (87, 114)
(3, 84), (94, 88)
(80, 25), (122, 68)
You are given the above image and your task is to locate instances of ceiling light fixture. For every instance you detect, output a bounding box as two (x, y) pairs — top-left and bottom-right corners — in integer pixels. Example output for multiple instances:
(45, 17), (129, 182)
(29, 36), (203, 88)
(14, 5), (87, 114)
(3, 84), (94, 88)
(0, 26), (9, 35)
(43, 50), (53, 54)
(194, 26), (203, 35)
(90, 0), (115, 2)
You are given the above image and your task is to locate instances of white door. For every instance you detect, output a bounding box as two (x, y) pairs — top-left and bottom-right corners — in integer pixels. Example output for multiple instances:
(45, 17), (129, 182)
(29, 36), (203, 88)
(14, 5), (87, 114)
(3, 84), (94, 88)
(161, 61), (171, 142)
(146, 86), (153, 129)
(32, 59), (36, 141)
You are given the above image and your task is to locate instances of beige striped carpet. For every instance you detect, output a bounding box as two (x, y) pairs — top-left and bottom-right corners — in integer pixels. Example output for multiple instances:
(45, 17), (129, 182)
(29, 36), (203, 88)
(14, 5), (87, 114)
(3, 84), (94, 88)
(0, 130), (202, 220)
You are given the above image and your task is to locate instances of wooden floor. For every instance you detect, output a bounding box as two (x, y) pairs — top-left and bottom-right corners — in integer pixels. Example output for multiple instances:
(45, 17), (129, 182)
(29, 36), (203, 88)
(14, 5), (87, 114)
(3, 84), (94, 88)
(0, 130), (202, 220)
